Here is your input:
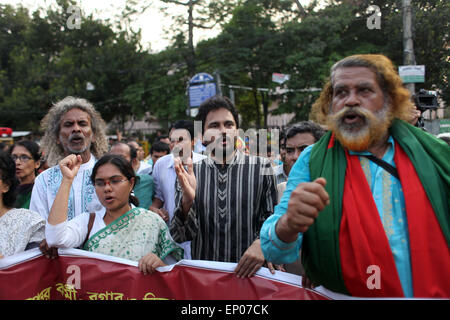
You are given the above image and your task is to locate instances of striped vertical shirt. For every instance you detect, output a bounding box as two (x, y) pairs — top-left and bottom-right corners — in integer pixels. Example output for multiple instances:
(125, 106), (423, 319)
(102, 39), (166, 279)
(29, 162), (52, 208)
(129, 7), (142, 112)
(170, 151), (277, 263)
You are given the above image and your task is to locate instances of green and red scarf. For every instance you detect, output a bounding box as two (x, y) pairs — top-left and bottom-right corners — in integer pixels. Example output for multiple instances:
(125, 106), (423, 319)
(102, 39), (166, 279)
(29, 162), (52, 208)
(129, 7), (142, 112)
(302, 119), (450, 297)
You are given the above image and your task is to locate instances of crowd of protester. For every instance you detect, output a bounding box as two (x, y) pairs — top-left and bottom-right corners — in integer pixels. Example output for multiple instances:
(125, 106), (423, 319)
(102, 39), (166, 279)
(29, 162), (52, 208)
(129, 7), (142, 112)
(0, 54), (449, 298)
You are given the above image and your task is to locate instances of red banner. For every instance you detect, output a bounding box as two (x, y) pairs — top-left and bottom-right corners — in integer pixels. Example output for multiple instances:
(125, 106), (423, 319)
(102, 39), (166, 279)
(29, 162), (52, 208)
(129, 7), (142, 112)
(0, 248), (331, 300)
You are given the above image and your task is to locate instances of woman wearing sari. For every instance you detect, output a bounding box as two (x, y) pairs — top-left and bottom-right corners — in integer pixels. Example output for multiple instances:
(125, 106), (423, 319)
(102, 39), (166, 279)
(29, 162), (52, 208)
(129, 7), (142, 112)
(0, 151), (45, 258)
(45, 154), (183, 274)
(10, 140), (41, 209)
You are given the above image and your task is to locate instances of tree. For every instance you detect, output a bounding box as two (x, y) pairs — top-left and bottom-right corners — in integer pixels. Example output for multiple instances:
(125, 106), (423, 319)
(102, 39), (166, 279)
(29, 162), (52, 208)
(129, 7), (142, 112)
(198, 0), (294, 128)
(0, 1), (148, 132)
(123, 0), (239, 77)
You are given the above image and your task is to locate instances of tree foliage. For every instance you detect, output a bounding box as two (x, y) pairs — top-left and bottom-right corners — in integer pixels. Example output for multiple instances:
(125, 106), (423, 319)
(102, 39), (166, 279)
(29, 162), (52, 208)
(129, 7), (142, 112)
(0, 0), (447, 132)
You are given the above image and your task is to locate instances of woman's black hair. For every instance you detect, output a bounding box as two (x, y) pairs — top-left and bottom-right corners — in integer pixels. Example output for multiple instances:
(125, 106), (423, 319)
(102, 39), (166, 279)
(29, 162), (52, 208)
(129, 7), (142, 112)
(91, 154), (140, 207)
(10, 140), (42, 175)
(0, 151), (19, 207)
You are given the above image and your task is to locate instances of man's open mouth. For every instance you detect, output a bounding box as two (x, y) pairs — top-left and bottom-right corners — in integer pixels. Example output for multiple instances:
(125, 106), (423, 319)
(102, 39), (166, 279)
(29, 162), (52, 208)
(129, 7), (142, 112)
(340, 111), (366, 127)
(70, 136), (84, 144)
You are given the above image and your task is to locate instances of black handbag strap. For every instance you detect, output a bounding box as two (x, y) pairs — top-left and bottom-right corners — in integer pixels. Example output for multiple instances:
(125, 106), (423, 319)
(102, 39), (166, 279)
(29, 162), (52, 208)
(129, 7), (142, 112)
(361, 155), (399, 180)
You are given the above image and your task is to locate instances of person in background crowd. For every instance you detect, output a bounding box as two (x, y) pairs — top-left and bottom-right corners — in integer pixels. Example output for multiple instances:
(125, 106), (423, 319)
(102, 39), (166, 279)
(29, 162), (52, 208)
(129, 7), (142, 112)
(274, 121), (325, 184)
(43, 154), (183, 274)
(274, 122), (325, 186)
(261, 54), (450, 298)
(171, 95), (281, 278)
(147, 141), (170, 174)
(155, 135), (171, 149)
(30, 96), (108, 220)
(10, 140), (41, 209)
(128, 140), (152, 175)
(150, 120), (206, 259)
(110, 141), (154, 210)
(272, 122), (325, 276)
(0, 143), (9, 153)
(0, 151), (45, 258)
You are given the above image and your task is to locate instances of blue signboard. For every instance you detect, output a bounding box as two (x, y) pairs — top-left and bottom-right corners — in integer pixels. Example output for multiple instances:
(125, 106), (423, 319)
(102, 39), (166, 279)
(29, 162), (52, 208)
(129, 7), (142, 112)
(189, 72), (215, 84)
(188, 73), (217, 107)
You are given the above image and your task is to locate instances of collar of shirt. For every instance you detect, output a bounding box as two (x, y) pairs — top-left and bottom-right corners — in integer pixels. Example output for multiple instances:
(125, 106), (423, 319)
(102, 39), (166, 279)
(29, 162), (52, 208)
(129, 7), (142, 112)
(348, 135), (395, 158)
(205, 150), (244, 168)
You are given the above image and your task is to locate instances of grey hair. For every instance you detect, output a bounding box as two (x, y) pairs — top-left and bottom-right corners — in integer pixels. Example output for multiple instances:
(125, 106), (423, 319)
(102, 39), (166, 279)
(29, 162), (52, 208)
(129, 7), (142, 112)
(40, 96), (108, 167)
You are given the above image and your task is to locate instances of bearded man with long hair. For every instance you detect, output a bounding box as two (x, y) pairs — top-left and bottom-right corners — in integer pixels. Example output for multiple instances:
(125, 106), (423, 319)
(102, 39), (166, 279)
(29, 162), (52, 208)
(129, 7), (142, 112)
(260, 54), (450, 298)
(30, 97), (109, 221)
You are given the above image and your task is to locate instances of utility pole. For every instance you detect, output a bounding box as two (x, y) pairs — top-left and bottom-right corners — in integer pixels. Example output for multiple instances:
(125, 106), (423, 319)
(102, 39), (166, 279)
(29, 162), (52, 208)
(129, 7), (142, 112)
(402, 0), (415, 94)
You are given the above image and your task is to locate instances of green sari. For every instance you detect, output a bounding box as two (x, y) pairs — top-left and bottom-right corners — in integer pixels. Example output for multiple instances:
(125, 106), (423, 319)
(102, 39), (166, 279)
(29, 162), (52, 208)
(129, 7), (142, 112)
(84, 207), (184, 262)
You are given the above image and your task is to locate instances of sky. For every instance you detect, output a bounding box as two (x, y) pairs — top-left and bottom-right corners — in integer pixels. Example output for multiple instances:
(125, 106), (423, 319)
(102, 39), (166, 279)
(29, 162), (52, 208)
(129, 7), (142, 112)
(2, 0), (313, 52)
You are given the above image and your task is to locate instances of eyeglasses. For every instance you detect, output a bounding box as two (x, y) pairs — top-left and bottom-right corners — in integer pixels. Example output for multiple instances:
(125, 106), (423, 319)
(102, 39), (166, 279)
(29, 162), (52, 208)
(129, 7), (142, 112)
(286, 145), (310, 154)
(94, 177), (129, 188)
(11, 155), (32, 163)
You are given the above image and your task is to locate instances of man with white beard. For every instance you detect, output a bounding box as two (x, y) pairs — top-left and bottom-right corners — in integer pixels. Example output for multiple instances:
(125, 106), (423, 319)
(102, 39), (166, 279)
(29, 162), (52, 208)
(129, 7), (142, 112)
(260, 54), (450, 298)
(30, 96), (108, 220)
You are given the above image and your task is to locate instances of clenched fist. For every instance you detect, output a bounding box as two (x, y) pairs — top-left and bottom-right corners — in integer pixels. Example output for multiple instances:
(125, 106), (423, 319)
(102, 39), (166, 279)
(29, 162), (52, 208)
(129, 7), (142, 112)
(276, 178), (329, 243)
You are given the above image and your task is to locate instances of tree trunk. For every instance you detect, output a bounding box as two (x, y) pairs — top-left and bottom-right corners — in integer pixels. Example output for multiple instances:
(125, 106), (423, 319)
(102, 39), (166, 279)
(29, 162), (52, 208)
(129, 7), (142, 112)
(261, 91), (269, 128)
(187, 0), (196, 77)
(253, 88), (261, 129)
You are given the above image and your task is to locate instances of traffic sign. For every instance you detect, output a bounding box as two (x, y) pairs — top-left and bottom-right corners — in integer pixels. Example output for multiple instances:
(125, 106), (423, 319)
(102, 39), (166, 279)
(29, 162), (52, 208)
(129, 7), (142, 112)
(189, 73), (215, 84)
(188, 73), (217, 108)
(189, 83), (216, 107)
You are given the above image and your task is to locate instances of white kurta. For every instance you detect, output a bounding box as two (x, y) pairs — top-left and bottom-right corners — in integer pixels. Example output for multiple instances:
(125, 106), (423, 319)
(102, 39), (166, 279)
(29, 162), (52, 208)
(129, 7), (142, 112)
(0, 208), (45, 257)
(30, 156), (102, 221)
(45, 207), (107, 249)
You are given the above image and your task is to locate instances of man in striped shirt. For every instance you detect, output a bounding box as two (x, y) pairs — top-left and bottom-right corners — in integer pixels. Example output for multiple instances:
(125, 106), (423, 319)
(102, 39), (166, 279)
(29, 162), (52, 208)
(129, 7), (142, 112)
(170, 95), (278, 278)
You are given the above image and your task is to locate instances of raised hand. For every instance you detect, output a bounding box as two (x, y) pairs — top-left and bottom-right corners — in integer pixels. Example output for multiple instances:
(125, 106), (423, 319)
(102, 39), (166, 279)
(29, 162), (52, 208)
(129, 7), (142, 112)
(174, 157), (196, 205)
(59, 154), (82, 181)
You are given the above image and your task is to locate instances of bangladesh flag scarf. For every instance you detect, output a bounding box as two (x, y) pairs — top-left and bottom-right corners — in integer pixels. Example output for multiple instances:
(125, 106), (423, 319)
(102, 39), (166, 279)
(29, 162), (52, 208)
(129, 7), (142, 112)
(302, 119), (450, 297)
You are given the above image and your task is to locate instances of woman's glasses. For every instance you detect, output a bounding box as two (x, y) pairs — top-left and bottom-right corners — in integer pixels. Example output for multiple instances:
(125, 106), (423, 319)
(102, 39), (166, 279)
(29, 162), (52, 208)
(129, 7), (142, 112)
(94, 176), (129, 188)
(11, 155), (32, 163)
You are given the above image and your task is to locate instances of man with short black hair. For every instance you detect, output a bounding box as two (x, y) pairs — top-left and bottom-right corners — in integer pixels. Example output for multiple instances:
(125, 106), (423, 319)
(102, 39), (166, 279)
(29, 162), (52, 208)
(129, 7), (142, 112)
(150, 141), (170, 168)
(274, 121), (325, 185)
(171, 95), (279, 278)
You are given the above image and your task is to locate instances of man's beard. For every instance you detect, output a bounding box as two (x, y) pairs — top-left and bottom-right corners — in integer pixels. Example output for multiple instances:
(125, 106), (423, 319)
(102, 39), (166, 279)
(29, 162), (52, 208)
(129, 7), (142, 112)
(64, 133), (92, 155)
(326, 104), (393, 151)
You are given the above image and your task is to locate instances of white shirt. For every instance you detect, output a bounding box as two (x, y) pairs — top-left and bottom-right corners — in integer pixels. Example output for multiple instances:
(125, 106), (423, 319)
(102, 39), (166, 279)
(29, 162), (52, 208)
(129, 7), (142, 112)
(30, 155), (102, 221)
(45, 207), (106, 248)
(152, 152), (206, 220)
(152, 152), (206, 259)
(137, 161), (152, 175)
